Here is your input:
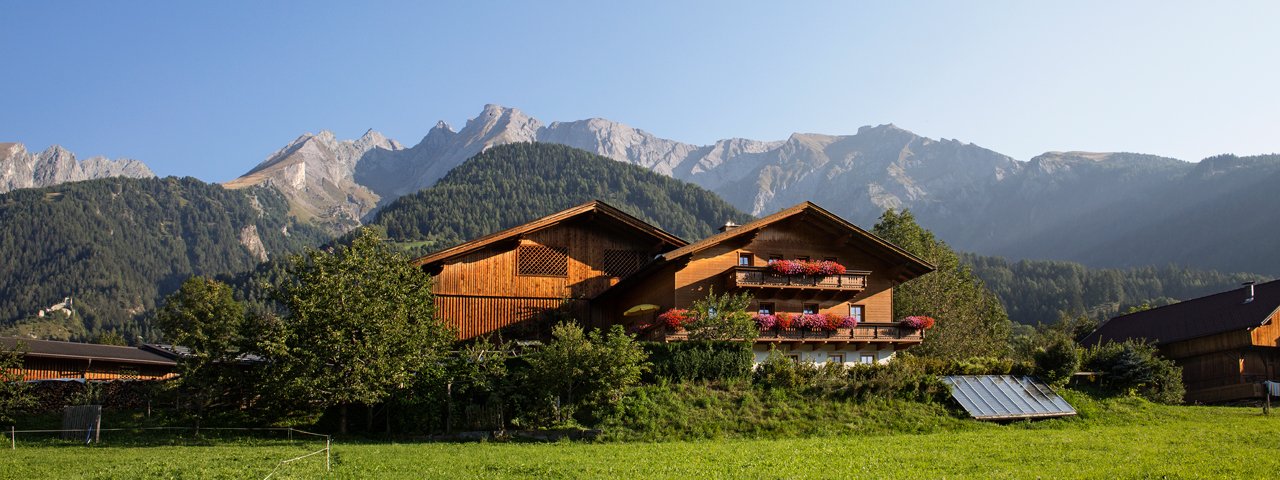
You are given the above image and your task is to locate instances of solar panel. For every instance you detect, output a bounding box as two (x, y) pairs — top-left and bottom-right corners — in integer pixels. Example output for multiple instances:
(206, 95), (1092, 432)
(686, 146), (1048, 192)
(942, 375), (1076, 420)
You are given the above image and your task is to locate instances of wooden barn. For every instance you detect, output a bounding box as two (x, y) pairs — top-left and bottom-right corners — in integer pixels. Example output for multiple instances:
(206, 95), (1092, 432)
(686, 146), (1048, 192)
(1081, 280), (1280, 403)
(415, 200), (936, 365)
(1, 337), (177, 381)
(414, 201), (687, 340)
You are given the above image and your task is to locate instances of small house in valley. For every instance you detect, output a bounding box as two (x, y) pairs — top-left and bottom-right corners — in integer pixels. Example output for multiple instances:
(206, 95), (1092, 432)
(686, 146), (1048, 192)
(1, 337), (177, 381)
(1081, 280), (1280, 403)
(414, 200), (935, 366)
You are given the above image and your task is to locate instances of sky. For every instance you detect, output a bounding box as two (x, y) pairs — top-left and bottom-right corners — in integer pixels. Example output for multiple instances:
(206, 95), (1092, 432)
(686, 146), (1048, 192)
(2, 1), (1278, 182)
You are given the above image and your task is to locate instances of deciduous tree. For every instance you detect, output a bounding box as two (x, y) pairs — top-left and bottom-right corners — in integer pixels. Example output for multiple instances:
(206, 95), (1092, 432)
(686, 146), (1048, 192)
(155, 276), (246, 428)
(272, 228), (454, 433)
(874, 209), (1011, 360)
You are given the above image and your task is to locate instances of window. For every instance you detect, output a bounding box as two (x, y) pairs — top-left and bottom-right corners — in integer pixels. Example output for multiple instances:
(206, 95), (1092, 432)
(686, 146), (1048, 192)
(849, 305), (864, 323)
(767, 254), (783, 264)
(860, 354), (876, 364)
(758, 302), (775, 314)
(827, 354), (844, 364)
(603, 249), (647, 278)
(738, 252), (753, 266)
(517, 245), (568, 277)
(803, 303), (819, 315)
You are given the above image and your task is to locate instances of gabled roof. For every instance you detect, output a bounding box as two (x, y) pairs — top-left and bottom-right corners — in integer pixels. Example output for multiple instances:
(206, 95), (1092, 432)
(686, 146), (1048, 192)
(1, 337), (177, 366)
(657, 201), (934, 279)
(1081, 280), (1280, 346)
(412, 200), (687, 267)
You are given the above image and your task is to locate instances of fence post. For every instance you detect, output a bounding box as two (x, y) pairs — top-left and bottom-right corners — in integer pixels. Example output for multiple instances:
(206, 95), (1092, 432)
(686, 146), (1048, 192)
(326, 436), (331, 472)
(10, 425), (13, 450)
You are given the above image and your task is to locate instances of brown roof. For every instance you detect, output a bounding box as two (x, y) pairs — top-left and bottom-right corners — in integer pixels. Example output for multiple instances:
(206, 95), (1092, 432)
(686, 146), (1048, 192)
(412, 200), (687, 267)
(658, 201), (934, 279)
(1081, 280), (1280, 346)
(597, 202), (935, 301)
(1, 337), (177, 366)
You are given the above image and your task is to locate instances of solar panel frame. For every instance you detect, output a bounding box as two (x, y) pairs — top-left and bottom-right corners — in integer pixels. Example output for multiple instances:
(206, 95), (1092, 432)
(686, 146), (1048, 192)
(942, 375), (1076, 420)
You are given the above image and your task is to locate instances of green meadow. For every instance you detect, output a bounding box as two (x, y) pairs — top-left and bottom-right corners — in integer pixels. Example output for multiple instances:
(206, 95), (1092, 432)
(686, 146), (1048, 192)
(4, 396), (1278, 479)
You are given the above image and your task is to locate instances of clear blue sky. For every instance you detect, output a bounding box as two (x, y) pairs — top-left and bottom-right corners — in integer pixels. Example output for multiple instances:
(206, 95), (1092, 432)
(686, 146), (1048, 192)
(3, 1), (1277, 181)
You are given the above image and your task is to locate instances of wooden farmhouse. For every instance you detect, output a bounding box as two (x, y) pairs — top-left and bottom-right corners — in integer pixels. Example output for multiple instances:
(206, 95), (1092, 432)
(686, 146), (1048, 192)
(1081, 280), (1280, 403)
(414, 200), (935, 365)
(1, 337), (177, 381)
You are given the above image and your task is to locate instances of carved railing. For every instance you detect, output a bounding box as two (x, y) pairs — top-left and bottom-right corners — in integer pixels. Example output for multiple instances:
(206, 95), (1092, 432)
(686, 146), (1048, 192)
(665, 324), (923, 343)
(757, 324), (922, 342)
(730, 266), (870, 291)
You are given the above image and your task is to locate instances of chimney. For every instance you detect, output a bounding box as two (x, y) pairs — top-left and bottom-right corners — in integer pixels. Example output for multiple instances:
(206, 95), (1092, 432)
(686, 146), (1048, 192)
(719, 221), (740, 233)
(1244, 282), (1256, 304)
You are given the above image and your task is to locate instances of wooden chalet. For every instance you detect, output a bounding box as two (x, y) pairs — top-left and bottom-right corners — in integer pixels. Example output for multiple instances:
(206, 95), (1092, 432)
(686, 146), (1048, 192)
(1081, 280), (1280, 403)
(414, 201), (687, 340)
(416, 200), (935, 366)
(1, 337), (177, 381)
(594, 201), (934, 365)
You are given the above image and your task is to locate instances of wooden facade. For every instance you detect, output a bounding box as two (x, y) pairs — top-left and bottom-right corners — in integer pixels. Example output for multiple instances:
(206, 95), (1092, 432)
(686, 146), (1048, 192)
(415, 201), (686, 340)
(1, 337), (176, 381)
(596, 202), (934, 364)
(1083, 280), (1280, 403)
(416, 200), (936, 365)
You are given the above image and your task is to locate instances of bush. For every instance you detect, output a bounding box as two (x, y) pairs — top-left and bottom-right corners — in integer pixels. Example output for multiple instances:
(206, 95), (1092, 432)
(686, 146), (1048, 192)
(751, 351), (948, 402)
(1034, 333), (1081, 386)
(517, 322), (648, 427)
(753, 349), (816, 389)
(1083, 340), (1184, 404)
(643, 341), (753, 382)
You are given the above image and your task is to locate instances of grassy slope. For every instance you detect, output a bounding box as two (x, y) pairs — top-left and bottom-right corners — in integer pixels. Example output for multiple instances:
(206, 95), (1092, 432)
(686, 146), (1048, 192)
(4, 396), (1280, 479)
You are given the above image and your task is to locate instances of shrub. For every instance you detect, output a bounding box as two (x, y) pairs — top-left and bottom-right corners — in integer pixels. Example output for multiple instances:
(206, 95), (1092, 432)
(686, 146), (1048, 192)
(518, 322), (649, 426)
(1083, 340), (1184, 404)
(687, 290), (758, 341)
(1033, 333), (1081, 386)
(753, 349), (815, 389)
(643, 341), (753, 382)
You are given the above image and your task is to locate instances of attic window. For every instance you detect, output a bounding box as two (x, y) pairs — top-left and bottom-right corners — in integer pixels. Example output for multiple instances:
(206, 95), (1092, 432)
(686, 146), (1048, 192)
(517, 245), (568, 277)
(602, 249), (647, 278)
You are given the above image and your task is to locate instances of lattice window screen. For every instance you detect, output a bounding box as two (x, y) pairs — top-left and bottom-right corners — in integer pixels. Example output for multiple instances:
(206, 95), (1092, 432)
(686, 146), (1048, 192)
(602, 249), (647, 278)
(517, 245), (568, 277)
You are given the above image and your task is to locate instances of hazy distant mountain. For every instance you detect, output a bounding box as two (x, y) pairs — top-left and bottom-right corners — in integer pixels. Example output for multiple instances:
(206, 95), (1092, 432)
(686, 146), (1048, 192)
(0, 142), (154, 193)
(225, 104), (1280, 274)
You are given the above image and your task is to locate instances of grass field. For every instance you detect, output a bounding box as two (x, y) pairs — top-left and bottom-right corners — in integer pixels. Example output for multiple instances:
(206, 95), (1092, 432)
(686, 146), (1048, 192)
(4, 397), (1280, 479)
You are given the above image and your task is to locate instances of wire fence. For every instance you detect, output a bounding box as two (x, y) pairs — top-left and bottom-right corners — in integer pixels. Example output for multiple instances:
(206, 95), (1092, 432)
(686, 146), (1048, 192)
(6, 425), (332, 478)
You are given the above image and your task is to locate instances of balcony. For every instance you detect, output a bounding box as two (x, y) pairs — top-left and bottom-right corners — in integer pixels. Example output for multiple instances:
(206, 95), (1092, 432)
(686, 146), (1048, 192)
(729, 265), (870, 292)
(665, 323), (923, 346)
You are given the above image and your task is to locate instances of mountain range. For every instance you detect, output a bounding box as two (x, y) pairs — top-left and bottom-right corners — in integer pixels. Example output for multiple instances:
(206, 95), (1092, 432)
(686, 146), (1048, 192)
(0, 142), (154, 193)
(8, 104), (1280, 275)
(222, 105), (1280, 275)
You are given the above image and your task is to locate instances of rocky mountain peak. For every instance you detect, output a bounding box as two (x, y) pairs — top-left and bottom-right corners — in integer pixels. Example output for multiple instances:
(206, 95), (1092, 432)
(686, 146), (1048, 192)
(0, 142), (155, 193)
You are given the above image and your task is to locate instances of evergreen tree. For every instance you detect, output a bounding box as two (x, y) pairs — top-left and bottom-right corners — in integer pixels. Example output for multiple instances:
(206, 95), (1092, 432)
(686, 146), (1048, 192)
(874, 209), (1011, 360)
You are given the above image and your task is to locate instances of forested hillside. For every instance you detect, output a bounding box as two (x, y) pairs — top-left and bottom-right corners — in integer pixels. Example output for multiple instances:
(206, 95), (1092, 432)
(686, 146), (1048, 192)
(965, 254), (1270, 325)
(0, 177), (328, 342)
(372, 143), (753, 253)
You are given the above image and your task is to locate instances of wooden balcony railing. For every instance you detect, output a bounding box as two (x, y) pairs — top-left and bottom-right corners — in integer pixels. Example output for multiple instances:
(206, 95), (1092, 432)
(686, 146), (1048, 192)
(729, 266), (870, 291)
(665, 323), (922, 343)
